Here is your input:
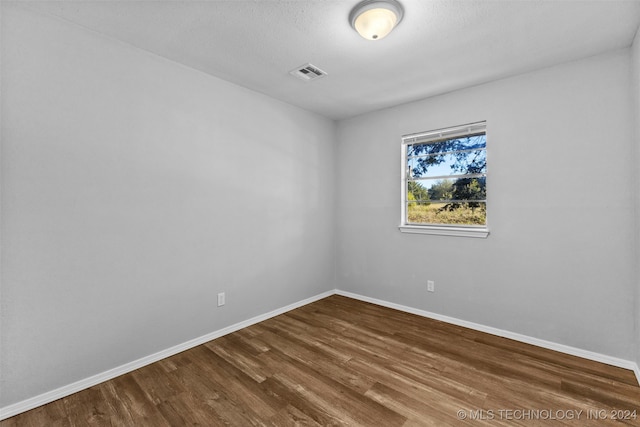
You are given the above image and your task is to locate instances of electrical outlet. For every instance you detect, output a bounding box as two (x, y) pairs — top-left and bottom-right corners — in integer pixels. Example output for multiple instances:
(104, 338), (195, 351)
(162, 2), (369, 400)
(217, 292), (225, 307)
(427, 280), (435, 292)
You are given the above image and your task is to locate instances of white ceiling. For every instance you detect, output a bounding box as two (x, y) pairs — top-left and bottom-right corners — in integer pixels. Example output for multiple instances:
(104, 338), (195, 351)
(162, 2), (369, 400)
(18, 0), (640, 120)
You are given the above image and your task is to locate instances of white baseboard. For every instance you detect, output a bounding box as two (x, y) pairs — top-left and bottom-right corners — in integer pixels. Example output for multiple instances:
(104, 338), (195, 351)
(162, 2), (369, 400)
(2, 288), (638, 421)
(336, 290), (640, 384)
(0, 290), (334, 421)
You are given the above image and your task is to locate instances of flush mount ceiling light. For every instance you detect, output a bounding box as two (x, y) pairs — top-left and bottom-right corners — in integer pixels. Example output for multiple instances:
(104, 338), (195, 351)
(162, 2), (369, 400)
(349, 0), (404, 41)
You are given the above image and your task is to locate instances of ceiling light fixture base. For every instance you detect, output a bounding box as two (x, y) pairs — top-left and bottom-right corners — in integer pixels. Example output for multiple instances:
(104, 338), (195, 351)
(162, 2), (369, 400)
(349, 0), (404, 41)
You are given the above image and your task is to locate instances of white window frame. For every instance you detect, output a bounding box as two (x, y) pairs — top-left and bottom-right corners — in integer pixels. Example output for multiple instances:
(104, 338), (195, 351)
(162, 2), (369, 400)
(399, 121), (489, 238)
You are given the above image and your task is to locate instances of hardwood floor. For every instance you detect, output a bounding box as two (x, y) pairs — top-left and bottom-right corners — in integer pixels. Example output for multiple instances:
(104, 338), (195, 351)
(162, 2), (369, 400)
(2, 295), (639, 426)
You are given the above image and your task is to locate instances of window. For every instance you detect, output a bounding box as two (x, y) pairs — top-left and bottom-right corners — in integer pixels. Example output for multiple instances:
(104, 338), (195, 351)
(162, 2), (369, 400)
(399, 121), (488, 238)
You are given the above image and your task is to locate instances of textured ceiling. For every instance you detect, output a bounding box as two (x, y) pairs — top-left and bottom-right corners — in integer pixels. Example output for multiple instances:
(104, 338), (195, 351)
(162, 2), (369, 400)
(17, 0), (640, 120)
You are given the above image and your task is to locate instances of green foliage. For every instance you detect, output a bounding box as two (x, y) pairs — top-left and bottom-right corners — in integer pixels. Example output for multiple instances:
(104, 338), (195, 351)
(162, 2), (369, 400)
(428, 179), (453, 201)
(407, 190), (417, 207)
(441, 177), (486, 213)
(408, 181), (430, 203)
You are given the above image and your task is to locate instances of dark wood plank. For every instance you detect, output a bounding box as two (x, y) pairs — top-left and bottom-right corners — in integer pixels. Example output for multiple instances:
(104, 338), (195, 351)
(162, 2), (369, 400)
(2, 295), (638, 426)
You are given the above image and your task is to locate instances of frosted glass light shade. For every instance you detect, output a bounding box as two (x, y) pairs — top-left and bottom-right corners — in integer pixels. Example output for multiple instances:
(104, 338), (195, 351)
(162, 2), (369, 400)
(349, 0), (404, 41)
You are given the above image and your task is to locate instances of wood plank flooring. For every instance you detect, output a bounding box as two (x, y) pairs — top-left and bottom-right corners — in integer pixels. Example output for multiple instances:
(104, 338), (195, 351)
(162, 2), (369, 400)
(2, 295), (639, 426)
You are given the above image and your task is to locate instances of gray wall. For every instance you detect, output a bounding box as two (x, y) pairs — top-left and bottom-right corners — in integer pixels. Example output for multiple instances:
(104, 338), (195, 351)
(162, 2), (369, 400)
(336, 49), (636, 360)
(2, 1), (639, 413)
(633, 27), (640, 373)
(0, 4), (336, 407)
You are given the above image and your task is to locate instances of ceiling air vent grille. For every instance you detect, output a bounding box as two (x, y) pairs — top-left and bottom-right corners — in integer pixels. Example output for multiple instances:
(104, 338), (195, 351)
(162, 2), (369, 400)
(289, 63), (328, 82)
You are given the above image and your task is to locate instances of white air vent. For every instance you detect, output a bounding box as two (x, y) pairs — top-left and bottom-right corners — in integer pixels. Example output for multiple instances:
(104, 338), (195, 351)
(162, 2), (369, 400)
(289, 63), (328, 82)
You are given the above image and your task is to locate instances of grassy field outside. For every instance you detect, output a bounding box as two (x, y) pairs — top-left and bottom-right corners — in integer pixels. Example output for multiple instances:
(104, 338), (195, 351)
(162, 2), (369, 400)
(407, 202), (486, 226)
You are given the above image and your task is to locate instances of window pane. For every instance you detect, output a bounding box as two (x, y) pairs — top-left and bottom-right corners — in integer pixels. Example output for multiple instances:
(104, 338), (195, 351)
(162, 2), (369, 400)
(408, 177), (486, 202)
(407, 201), (486, 226)
(408, 149), (486, 179)
(407, 134), (486, 157)
(406, 181), (431, 202)
(402, 123), (487, 231)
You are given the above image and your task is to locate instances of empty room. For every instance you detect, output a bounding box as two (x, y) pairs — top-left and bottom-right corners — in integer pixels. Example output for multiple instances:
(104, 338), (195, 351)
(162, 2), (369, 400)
(1, 0), (640, 425)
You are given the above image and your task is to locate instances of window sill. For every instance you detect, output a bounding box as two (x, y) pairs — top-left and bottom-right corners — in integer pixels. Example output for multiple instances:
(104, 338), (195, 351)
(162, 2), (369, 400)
(398, 225), (489, 238)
